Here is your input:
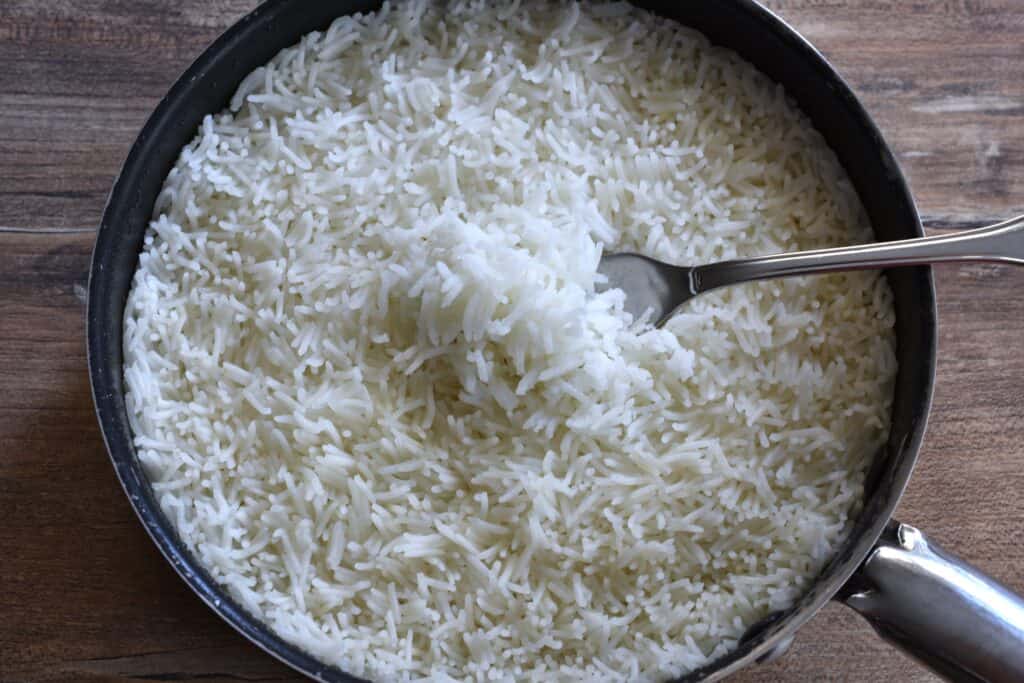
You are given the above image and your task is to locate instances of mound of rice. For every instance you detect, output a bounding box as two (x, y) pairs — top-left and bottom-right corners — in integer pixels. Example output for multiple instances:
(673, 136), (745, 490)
(123, 1), (897, 680)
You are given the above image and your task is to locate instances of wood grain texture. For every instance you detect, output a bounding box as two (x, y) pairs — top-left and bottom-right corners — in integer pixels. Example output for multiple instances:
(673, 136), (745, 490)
(1, 2), (1023, 682)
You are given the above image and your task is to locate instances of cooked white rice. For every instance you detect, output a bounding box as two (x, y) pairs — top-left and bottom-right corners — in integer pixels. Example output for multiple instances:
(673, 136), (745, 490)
(123, 1), (897, 680)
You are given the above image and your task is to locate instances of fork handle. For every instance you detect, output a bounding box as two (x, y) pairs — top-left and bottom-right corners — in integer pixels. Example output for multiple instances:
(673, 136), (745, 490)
(691, 215), (1024, 295)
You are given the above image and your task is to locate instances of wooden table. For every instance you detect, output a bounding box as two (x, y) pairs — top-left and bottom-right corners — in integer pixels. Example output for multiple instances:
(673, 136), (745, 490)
(2, 2), (1023, 681)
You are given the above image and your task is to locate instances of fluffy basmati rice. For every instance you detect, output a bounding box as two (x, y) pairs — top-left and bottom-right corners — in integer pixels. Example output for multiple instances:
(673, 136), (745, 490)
(123, 1), (897, 680)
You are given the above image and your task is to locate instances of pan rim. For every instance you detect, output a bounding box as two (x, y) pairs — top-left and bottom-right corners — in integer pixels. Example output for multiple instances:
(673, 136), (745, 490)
(86, 1), (937, 681)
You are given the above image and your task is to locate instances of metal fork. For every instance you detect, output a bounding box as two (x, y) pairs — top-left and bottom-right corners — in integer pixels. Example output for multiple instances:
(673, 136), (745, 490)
(597, 215), (1024, 326)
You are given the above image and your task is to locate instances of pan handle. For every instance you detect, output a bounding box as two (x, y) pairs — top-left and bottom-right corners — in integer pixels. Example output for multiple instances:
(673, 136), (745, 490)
(840, 521), (1024, 682)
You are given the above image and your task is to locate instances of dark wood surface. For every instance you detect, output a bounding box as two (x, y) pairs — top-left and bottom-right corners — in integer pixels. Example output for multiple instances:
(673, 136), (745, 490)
(2, 2), (1023, 681)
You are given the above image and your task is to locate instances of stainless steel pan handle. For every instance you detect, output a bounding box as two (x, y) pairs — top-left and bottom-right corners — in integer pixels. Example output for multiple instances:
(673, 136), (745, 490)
(841, 522), (1024, 682)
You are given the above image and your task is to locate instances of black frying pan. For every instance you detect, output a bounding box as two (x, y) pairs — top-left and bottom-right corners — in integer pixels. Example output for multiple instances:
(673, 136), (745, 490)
(87, 1), (1024, 680)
